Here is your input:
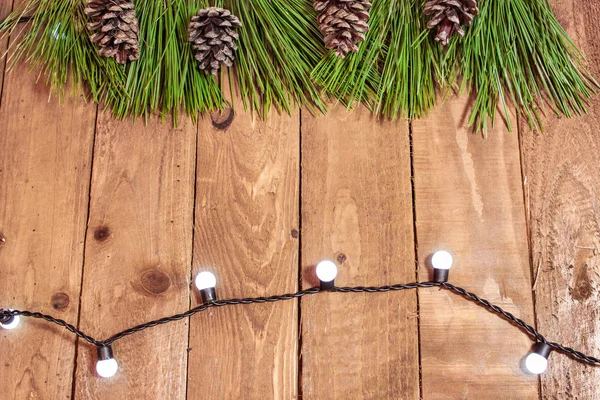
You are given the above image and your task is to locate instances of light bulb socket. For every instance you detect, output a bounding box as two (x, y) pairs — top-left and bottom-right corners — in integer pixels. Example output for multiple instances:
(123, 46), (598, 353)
(97, 346), (114, 361)
(200, 287), (217, 304)
(0, 313), (14, 325)
(319, 280), (335, 290)
(532, 342), (552, 359)
(433, 269), (449, 283)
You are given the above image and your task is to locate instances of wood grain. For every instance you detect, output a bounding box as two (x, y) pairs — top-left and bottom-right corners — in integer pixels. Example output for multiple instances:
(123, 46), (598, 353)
(300, 106), (419, 399)
(413, 97), (538, 399)
(520, 1), (600, 398)
(73, 114), (196, 399)
(0, 63), (96, 396)
(187, 104), (300, 398)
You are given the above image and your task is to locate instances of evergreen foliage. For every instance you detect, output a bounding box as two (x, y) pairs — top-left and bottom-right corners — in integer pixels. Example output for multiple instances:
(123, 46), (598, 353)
(0, 0), (595, 132)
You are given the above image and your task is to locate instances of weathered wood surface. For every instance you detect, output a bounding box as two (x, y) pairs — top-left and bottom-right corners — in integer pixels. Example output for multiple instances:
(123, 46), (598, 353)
(413, 98), (538, 399)
(520, 1), (600, 398)
(1, 3), (600, 398)
(74, 114), (196, 399)
(187, 104), (300, 399)
(0, 60), (96, 398)
(300, 106), (419, 399)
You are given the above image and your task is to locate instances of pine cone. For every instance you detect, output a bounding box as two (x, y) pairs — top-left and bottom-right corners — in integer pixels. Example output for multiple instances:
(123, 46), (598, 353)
(314, 0), (371, 58)
(85, 0), (140, 64)
(424, 0), (479, 46)
(188, 7), (242, 76)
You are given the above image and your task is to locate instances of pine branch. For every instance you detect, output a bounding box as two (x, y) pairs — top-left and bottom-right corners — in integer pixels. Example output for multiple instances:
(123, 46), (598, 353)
(440, 0), (598, 133)
(0, 0), (596, 133)
(1, 0), (127, 105)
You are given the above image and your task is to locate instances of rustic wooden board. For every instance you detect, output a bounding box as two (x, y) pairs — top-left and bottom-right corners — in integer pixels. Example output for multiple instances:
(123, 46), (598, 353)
(74, 114), (196, 399)
(413, 97), (538, 399)
(520, 1), (600, 398)
(0, 64), (96, 396)
(187, 105), (300, 398)
(300, 106), (419, 399)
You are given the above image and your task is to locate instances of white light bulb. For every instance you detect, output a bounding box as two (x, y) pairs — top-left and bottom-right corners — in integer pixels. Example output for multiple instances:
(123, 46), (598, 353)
(0, 314), (20, 330)
(524, 352), (548, 374)
(431, 250), (453, 270)
(96, 358), (119, 378)
(316, 260), (338, 282)
(195, 271), (217, 291)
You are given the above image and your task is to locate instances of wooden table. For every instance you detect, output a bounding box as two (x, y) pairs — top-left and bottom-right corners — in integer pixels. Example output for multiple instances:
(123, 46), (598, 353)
(0, 0), (598, 398)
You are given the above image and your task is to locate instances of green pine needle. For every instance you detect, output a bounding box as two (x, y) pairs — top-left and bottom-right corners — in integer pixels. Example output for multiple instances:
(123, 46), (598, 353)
(229, 0), (325, 116)
(377, 0), (438, 119)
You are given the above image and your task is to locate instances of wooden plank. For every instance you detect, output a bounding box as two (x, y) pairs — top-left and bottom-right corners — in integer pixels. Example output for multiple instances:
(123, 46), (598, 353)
(0, 63), (96, 396)
(300, 106), (419, 399)
(73, 114), (196, 398)
(413, 97), (538, 399)
(520, 1), (600, 398)
(187, 105), (300, 398)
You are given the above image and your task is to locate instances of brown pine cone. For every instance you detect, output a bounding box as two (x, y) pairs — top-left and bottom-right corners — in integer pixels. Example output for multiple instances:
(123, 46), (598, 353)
(85, 0), (140, 64)
(314, 0), (371, 58)
(188, 7), (242, 76)
(424, 0), (479, 46)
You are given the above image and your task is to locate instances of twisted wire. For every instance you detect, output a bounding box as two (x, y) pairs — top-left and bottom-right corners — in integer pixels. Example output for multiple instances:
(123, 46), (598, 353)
(102, 287), (322, 345)
(1, 282), (599, 366)
(0, 309), (103, 347)
(440, 283), (600, 364)
(440, 283), (547, 343)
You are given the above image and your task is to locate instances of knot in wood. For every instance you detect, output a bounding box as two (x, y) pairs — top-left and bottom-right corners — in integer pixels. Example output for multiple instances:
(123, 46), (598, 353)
(140, 269), (171, 295)
(51, 292), (70, 311)
(93, 226), (111, 242)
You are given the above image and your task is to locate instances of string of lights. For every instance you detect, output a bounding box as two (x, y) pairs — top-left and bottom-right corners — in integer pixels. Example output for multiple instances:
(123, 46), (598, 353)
(1, 250), (598, 378)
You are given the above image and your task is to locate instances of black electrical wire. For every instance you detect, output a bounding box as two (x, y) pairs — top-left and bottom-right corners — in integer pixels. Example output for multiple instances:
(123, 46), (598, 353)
(1, 281), (599, 365)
